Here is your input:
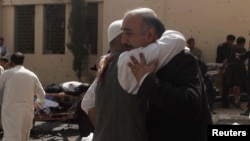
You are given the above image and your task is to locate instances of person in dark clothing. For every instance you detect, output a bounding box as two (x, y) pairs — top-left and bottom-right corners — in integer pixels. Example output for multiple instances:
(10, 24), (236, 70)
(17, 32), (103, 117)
(126, 22), (212, 141)
(217, 34), (236, 108)
(216, 34), (236, 63)
(220, 36), (247, 108)
(198, 58), (217, 114)
(128, 50), (213, 141)
(236, 48), (250, 116)
(75, 97), (95, 137)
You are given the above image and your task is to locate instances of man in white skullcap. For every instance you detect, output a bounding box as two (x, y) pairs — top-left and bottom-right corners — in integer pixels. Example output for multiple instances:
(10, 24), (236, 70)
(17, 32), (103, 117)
(81, 19), (126, 117)
(80, 19), (127, 141)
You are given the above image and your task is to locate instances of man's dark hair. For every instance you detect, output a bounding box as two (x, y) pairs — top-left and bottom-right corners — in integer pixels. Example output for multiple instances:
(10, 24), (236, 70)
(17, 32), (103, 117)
(141, 16), (165, 37)
(187, 37), (195, 44)
(236, 36), (246, 44)
(226, 34), (236, 41)
(11, 52), (24, 65)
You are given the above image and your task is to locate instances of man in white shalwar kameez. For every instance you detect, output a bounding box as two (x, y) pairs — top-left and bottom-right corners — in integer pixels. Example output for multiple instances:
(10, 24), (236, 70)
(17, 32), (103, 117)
(0, 52), (45, 141)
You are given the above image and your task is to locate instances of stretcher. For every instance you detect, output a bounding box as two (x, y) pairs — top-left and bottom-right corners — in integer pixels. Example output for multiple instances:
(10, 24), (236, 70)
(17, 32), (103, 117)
(34, 92), (81, 121)
(34, 82), (90, 121)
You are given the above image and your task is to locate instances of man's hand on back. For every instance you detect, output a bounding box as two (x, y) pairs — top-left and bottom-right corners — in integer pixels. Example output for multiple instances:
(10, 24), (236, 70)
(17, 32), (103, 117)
(96, 55), (113, 82)
(127, 53), (158, 84)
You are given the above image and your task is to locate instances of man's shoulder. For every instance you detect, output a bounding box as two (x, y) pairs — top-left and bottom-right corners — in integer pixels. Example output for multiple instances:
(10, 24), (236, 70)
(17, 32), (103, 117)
(22, 67), (38, 77)
(168, 50), (195, 63)
(218, 42), (227, 47)
(161, 30), (185, 39)
(156, 51), (196, 74)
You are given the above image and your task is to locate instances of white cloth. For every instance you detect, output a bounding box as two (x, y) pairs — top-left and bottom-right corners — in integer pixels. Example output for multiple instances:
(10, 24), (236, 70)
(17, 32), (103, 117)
(0, 65), (4, 75)
(81, 79), (97, 114)
(81, 30), (186, 113)
(118, 30), (186, 94)
(0, 65), (45, 141)
(39, 99), (59, 110)
(81, 132), (94, 141)
(61, 81), (83, 92)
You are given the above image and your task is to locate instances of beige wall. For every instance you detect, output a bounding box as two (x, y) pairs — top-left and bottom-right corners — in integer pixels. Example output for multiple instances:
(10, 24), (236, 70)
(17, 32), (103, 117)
(165, 0), (250, 63)
(103, 0), (250, 63)
(0, 1), (2, 36)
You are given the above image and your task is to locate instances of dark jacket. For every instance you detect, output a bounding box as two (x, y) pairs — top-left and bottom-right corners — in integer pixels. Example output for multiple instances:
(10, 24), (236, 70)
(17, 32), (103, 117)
(239, 51), (250, 108)
(239, 50), (250, 80)
(138, 51), (213, 141)
(216, 42), (229, 63)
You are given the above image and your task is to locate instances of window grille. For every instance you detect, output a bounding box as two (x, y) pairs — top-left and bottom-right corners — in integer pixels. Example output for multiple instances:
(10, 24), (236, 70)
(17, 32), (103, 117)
(15, 5), (35, 53)
(43, 4), (66, 54)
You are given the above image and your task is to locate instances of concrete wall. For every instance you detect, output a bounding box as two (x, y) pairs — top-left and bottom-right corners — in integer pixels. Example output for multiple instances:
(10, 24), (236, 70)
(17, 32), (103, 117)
(0, 0), (2, 36)
(165, 0), (250, 62)
(102, 0), (250, 63)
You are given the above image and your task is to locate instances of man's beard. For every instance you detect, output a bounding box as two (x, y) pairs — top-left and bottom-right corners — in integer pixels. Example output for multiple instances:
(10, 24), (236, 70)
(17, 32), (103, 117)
(125, 44), (133, 51)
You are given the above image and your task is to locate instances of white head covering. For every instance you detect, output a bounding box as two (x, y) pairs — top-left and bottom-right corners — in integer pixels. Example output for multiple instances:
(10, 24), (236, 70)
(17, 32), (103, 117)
(108, 19), (123, 43)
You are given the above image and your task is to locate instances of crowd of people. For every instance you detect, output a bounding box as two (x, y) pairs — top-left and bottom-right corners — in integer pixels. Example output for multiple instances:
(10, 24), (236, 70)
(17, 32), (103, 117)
(186, 33), (250, 115)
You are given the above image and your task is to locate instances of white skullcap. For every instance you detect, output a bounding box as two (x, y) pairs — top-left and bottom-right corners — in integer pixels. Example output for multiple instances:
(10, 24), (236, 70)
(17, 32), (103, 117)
(108, 19), (123, 43)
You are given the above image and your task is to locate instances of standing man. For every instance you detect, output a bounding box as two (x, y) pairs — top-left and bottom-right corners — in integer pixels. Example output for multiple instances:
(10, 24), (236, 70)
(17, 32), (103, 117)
(81, 19), (127, 118)
(220, 36), (247, 108)
(216, 34), (236, 63)
(216, 34), (236, 108)
(0, 52), (45, 141)
(0, 57), (9, 131)
(0, 37), (10, 58)
(81, 19), (127, 139)
(124, 10), (212, 141)
(93, 16), (152, 141)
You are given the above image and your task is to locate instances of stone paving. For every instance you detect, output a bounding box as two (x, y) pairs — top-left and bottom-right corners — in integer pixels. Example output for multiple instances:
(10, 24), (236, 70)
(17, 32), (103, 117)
(212, 101), (250, 125)
(0, 120), (82, 141)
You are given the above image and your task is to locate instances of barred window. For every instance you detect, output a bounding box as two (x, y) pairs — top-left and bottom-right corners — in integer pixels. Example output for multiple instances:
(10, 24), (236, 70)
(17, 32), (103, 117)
(15, 5), (35, 53)
(43, 4), (66, 54)
(14, 3), (98, 55)
(86, 3), (98, 55)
